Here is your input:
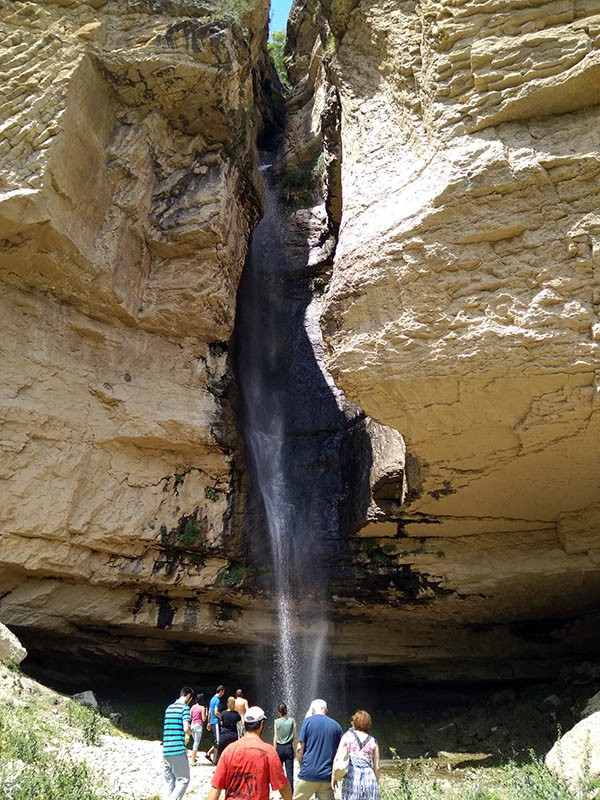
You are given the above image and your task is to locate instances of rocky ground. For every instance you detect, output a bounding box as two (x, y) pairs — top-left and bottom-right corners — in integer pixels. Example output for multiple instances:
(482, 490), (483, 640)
(69, 735), (217, 800)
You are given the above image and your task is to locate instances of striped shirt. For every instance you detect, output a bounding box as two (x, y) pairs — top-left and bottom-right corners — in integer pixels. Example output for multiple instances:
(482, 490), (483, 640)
(162, 698), (191, 756)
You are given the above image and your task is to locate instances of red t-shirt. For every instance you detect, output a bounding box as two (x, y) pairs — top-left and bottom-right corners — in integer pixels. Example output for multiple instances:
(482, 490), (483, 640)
(211, 735), (288, 800)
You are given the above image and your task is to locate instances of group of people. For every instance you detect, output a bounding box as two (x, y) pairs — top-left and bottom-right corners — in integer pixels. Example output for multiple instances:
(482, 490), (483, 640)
(188, 686), (250, 767)
(162, 687), (380, 800)
(162, 685), (249, 800)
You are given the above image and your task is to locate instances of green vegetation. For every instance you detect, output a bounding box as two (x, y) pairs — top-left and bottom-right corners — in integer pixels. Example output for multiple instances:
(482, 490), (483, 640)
(323, 33), (337, 62)
(204, 484), (223, 501)
(217, 562), (249, 587)
(381, 750), (598, 800)
(207, 375), (229, 397)
(279, 153), (325, 211)
(308, 274), (330, 295)
(179, 518), (201, 546)
(0, 758), (111, 800)
(208, 341), (228, 358)
(268, 30), (291, 89)
(104, 700), (162, 741)
(0, 697), (118, 800)
(352, 538), (398, 568)
(211, 0), (251, 24)
(154, 516), (211, 573)
(65, 700), (109, 746)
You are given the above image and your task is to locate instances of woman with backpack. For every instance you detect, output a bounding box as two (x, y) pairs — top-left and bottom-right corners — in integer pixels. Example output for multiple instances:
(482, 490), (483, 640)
(332, 709), (380, 800)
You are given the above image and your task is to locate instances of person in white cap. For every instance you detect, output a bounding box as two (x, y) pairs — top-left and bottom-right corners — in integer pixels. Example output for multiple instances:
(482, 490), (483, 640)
(207, 706), (292, 800)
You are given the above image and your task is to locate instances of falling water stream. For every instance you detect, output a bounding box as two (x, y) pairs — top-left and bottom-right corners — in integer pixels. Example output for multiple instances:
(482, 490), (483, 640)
(234, 154), (361, 714)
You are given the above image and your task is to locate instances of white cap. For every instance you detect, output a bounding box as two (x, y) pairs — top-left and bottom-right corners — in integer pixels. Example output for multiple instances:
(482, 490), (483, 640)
(245, 706), (266, 723)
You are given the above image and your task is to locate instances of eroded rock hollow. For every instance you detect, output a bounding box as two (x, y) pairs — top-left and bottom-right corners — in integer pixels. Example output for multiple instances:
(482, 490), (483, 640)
(0, 0), (599, 690)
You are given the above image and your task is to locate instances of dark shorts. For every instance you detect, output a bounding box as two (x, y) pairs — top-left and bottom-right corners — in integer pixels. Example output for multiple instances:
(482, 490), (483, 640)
(211, 722), (220, 746)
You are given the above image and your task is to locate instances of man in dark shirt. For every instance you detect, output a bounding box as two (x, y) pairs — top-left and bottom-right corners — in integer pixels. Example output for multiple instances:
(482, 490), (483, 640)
(293, 699), (342, 800)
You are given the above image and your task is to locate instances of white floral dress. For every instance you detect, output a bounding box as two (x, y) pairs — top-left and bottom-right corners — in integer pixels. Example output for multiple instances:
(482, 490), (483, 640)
(339, 729), (380, 800)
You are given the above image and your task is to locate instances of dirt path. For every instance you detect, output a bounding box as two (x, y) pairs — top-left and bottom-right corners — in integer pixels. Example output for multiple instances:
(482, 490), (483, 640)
(71, 736), (220, 799)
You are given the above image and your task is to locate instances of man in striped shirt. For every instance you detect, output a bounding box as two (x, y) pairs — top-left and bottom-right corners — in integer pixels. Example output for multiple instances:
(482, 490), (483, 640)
(162, 687), (194, 800)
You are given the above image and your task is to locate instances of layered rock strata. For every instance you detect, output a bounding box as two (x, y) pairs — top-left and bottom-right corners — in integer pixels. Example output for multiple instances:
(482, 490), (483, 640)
(282, 0), (600, 676)
(0, 0), (404, 682)
(0, 0), (272, 671)
(2, 0), (599, 684)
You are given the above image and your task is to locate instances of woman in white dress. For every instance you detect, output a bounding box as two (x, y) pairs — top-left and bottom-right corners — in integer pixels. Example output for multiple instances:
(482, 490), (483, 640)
(333, 710), (380, 800)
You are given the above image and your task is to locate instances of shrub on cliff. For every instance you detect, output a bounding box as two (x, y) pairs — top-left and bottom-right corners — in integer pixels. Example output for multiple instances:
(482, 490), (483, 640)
(211, 0), (251, 24)
(268, 31), (291, 89)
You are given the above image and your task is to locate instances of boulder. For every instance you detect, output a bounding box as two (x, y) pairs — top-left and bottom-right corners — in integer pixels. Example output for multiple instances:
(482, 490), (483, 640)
(72, 690), (99, 710)
(0, 622), (27, 665)
(582, 691), (600, 719)
(543, 694), (562, 708)
(546, 712), (600, 791)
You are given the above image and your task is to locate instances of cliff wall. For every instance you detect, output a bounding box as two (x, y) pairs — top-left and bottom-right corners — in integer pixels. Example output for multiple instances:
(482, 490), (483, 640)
(1, 0), (599, 684)
(0, 0), (272, 673)
(282, 0), (600, 676)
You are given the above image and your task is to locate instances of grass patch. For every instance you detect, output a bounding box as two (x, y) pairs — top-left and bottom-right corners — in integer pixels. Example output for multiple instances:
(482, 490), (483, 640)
(381, 751), (597, 800)
(66, 700), (110, 746)
(0, 758), (113, 800)
(0, 699), (118, 800)
(103, 700), (163, 741)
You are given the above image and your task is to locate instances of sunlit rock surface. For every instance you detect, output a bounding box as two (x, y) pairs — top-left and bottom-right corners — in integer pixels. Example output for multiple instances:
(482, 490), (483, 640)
(0, 623), (27, 665)
(546, 711), (600, 791)
(2, 0), (600, 685)
(283, 0), (600, 676)
(0, 0), (269, 667)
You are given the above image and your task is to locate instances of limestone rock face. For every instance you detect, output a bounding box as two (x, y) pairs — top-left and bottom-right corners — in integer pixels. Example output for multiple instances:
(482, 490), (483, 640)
(283, 0), (600, 675)
(546, 711), (600, 791)
(319, 0), (600, 534)
(3, 0), (600, 686)
(583, 690), (600, 718)
(0, 0), (270, 668)
(0, 623), (27, 665)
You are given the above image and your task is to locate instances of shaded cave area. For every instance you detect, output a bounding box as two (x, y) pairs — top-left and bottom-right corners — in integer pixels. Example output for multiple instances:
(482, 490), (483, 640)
(16, 628), (600, 762)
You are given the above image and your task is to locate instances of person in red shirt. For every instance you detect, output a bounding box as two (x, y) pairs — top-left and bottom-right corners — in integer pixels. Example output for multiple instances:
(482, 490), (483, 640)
(207, 706), (292, 800)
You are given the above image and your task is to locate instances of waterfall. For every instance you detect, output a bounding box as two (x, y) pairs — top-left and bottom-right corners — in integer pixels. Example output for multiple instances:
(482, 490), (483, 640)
(234, 155), (342, 716)
(235, 155), (331, 713)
